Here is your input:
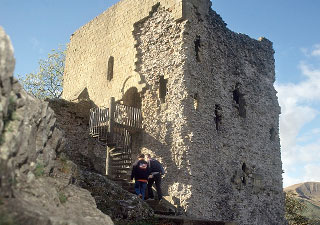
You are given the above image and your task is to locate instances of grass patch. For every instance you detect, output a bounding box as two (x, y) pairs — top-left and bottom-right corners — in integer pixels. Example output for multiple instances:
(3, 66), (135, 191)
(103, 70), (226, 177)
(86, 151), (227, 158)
(8, 177), (16, 186)
(0, 135), (4, 146)
(58, 192), (67, 204)
(0, 211), (16, 225)
(1, 95), (18, 146)
(58, 153), (71, 174)
(34, 163), (45, 177)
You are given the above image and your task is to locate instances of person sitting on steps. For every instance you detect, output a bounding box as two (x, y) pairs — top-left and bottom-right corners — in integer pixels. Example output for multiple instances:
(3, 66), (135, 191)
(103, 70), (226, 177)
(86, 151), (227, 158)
(146, 154), (165, 201)
(131, 154), (150, 200)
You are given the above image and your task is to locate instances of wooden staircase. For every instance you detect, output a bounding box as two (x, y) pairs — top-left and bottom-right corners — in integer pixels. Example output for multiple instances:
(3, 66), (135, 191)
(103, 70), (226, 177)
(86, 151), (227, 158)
(89, 97), (142, 183)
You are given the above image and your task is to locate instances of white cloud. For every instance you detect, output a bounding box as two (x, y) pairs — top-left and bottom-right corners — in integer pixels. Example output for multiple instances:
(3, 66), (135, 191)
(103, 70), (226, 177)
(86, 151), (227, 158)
(276, 45), (320, 187)
(304, 164), (320, 181)
(283, 173), (303, 188)
(311, 44), (320, 57)
(30, 37), (44, 54)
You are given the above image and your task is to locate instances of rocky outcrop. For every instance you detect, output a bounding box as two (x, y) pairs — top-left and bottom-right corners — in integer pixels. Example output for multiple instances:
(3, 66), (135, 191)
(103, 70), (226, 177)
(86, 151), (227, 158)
(0, 26), (113, 225)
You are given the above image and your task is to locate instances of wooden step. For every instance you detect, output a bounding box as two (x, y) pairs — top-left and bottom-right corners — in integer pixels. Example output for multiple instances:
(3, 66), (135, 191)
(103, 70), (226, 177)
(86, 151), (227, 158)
(109, 152), (129, 157)
(112, 166), (131, 171)
(110, 160), (132, 165)
(111, 156), (131, 161)
(110, 161), (132, 166)
(109, 147), (124, 152)
(106, 142), (117, 147)
(110, 165), (131, 170)
(112, 174), (131, 180)
(111, 172), (130, 176)
(90, 133), (99, 137)
(98, 137), (107, 142)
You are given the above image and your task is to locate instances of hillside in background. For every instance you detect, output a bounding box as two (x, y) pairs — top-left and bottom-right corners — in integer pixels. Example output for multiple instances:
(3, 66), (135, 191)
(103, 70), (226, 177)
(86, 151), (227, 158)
(285, 182), (320, 222)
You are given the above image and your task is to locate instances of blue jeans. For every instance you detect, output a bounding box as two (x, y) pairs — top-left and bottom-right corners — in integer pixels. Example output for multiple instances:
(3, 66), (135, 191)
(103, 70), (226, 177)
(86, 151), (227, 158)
(134, 181), (147, 200)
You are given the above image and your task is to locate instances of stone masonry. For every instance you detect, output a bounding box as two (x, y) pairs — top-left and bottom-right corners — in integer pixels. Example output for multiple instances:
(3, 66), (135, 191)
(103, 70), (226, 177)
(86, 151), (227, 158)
(63, 0), (286, 224)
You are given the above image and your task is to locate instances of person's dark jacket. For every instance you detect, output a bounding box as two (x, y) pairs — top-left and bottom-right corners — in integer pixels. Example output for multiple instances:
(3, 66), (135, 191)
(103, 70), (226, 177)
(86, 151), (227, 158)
(148, 158), (165, 176)
(131, 159), (150, 181)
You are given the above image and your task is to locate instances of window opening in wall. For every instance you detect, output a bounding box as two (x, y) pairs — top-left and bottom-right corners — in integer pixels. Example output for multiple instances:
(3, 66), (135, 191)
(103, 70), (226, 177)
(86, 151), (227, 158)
(214, 104), (222, 131)
(194, 35), (201, 62)
(241, 176), (246, 185)
(192, 93), (199, 110)
(270, 127), (276, 141)
(242, 163), (247, 173)
(159, 76), (168, 103)
(233, 89), (240, 105)
(107, 56), (114, 81)
(233, 84), (246, 118)
(241, 163), (247, 185)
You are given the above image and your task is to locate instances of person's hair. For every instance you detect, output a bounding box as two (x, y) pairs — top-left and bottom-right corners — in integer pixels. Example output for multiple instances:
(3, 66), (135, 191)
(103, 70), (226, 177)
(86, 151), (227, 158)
(138, 154), (145, 159)
(146, 154), (151, 158)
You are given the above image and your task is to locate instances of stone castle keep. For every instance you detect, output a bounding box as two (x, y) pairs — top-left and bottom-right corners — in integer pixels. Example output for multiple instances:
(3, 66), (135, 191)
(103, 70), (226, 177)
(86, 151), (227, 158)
(63, 0), (286, 224)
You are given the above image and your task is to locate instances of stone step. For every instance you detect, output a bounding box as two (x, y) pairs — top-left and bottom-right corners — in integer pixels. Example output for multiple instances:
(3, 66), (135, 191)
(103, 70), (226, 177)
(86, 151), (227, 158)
(145, 198), (177, 216)
(154, 215), (236, 225)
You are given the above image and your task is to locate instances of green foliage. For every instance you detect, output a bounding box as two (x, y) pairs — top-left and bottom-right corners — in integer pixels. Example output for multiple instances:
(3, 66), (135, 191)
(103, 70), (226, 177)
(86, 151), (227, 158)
(18, 46), (65, 99)
(57, 153), (72, 174)
(0, 135), (4, 146)
(285, 191), (310, 225)
(8, 176), (16, 186)
(34, 163), (45, 177)
(0, 95), (17, 145)
(300, 200), (320, 225)
(58, 192), (67, 204)
(0, 211), (16, 225)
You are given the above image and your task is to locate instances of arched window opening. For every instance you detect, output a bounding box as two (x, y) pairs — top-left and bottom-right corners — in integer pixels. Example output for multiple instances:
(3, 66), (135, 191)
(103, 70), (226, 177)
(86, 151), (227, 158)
(122, 87), (141, 108)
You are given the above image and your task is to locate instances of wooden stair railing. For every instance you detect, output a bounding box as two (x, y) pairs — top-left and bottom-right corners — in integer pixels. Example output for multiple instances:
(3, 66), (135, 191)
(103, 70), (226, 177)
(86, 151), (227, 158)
(89, 97), (142, 181)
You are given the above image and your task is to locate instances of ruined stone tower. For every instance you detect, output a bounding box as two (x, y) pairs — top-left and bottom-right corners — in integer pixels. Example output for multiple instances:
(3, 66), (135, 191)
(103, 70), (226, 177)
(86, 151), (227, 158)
(63, 0), (286, 224)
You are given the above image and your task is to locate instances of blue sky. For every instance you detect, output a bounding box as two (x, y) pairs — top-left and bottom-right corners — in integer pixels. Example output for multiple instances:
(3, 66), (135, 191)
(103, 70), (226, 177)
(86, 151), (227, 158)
(1, 0), (319, 187)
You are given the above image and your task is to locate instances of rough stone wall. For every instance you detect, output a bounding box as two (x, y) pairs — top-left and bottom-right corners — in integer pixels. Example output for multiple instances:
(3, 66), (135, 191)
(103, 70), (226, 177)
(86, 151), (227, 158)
(179, 5), (285, 225)
(133, 5), (192, 206)
(63, 0), (185, 106)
